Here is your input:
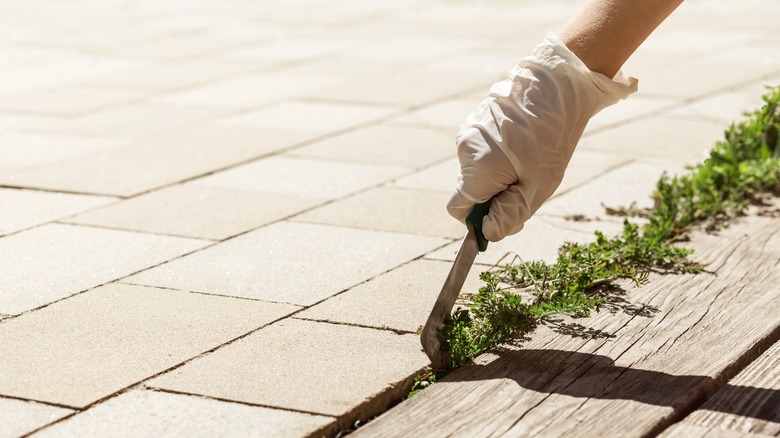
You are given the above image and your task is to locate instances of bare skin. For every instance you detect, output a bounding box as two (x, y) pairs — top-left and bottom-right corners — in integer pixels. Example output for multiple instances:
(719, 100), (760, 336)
(559, 0), (684, 78)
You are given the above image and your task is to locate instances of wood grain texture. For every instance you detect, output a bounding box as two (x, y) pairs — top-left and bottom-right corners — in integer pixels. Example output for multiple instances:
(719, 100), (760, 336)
(353, 214), (780, 438)
(663, 341), (780, 437)
(661, 423), (775, 438)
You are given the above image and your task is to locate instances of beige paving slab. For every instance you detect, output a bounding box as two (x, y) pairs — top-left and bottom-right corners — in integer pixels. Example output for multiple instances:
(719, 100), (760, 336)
(149, 318), (428, 417)
(0, 398), (73, 438)
(554, 150), (632, 195)
(305, 67), (492, 106)
(126, 221), (447, 306)
(0, 132), (125, 168)
(65, 184), (322, 240)
(387, 98), (484, 132)
(292, 186), (463, 239)
(667, 84), (772, 125)
(585, 96), (679, 130)
(192, 155), (408, 200)
(0, 223), (207, 315)
(0, 124), (308, 197)
(14, 103), (225, 138)
(297, 259), (483, 333)
(578, 115), (725, 162)
(217, 35), (360, 63)
(36, 389), (334, 438)
(0, 283), (298, 408)
(538, 161), (680, 220)
(424, 214), (615, 266)
(391, 157), (459, 193)
(288, 123), (454, 168)
(82, 60), (255, 91)
(222, 100), (397, 133)
(0, 188), (114, 236)
(0, 87), (145, 116)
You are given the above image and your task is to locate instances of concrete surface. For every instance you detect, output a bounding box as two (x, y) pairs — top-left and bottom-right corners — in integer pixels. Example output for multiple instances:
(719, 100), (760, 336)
(1, 0), (778, 435)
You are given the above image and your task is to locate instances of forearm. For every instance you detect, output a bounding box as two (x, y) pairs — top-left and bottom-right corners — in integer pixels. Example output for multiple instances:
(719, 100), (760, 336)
(558, 0), (684, 78)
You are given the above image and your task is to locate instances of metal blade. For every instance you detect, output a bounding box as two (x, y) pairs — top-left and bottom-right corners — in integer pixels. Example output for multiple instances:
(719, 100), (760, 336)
(421, 226), (480, 370)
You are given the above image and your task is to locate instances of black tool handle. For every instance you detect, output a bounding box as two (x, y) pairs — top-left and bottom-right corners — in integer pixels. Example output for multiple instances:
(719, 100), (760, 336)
(465, 199), (492, 252)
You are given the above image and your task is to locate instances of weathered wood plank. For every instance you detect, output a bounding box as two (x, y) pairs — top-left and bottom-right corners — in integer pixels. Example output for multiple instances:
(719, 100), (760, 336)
(660, 340), (780, 437)
(661, 423), (775, 438)
(353, 214), (780, 438)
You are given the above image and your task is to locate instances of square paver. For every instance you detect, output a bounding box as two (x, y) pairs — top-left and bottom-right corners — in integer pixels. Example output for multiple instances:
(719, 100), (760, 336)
(304, 67), (491, 106)
(125, 221), (447, 306)
(149, 318), (428, 416)
(0, 398), (72, 437)
(387, 98), (482, 132)
(0, 223), (207, 315)
(288, 123), (454, 168)
(391, 157), (459, 193)
(223, 100), (397, 133)
(0, 132), (125, 168)
(553, 150), (631, 196)
(578, 115), (726, 162)
(65, 185), (322, 240)
(292, 186), (464, 239)
(538, 161), (679, 220)
(0, 124), (308, 197)
(35, 390), (334, 437)
(0, 283), (298, 407)
(0, 188), (114, 236)
(191, 155), (408, 200)
(0, 87), (145, 116)
(424, 214), (616, 266)
(297, 259), (483, 333)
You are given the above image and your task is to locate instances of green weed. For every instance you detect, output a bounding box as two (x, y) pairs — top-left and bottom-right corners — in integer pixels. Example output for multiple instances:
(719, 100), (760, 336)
(438, 85), (780, 371)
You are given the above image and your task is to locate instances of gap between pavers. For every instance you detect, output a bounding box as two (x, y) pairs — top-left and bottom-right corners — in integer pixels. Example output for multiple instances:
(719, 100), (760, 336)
(291, 186), (465, 239)
(63, 184), (323, 240)
(296, 258), (484, 334)
(33, 389), (336, 438)
(0, 223), (209, 315)
(147, 318), (429, 430)
(0, 283), (298, 408)
(0, 398), (73, 438)
(0, 187), (114, 237)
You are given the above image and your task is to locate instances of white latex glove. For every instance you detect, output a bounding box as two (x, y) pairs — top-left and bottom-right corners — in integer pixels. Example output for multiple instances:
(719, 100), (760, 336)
(447, 33), (638, 242)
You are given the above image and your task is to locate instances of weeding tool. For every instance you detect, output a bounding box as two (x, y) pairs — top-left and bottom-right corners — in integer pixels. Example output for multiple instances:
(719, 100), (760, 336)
(421, 200), (491, 370)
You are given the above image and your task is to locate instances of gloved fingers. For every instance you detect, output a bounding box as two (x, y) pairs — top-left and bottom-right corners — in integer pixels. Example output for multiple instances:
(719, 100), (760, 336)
(447, 126), (518, 224)
(482, 183), (531, 242)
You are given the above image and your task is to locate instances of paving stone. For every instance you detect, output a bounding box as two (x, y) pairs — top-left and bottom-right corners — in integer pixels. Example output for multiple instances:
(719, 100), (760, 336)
(0, 398), (73, 437)
(305, 67), (491, 106)
(14, 103), (225, 138)
(0, 223), (207, 315)
(217, 35), (360, 63)
(65, 185), (321, 240)
(0, 87), (145, 116)
(387, 98), (484, 132)
(585, 96), (678, 130)
(0, 124), (308, 197)
(424, 214), (620, 266)
(223, 100), (397, 134)
(0, 132), (125, 168)
(293, 186), (463, 239)
(577, 115), (724, 162)
(82, 60), (254, 91)
(297, 259), (483, 333)
(35, 390), (334, 437)
(667, 85), (770, 125)
(126, 221), (447, 306)
(192, 155), (408, 200)
(0, 283), (298, 408)
(148, 318), (428, 416)
(391, 157), (459, 193)
(0, 188), (114, 236)
(539, 161), (681, 220)
(554, 150), (632, 196)
(288, 123), (453, 168)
